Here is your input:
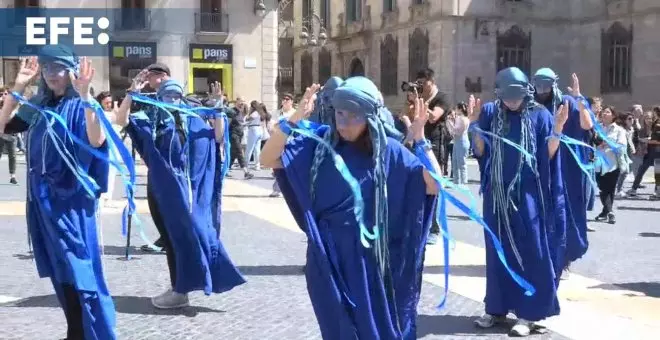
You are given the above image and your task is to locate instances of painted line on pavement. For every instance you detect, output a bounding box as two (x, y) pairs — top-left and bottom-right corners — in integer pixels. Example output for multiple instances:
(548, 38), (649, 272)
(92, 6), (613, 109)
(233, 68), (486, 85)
(221, 178), (659, 340)
(0, 295), (21, 305)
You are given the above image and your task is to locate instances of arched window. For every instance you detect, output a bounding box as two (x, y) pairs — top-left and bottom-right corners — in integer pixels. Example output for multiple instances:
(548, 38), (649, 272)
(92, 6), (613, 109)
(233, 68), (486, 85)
(496, 25), (531, 75)
(380, 34), (398, 96)
(349, 58), (365, 77)
(300, 51), (313, 93)
(302, 0), (312, 32)
(601, 22), (632, 93)
(408, 28), (429, 81)
(318, 48), (332, 84)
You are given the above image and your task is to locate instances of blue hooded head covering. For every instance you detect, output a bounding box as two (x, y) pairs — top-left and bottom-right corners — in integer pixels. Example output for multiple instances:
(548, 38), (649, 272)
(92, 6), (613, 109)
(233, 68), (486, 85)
(309, 76), (344, 125)
(331, 76), (400, 138)
(494, 67), (534, 102)
(37, 45), (80, 73)
(157, 79), (184, 99)
(532, 67), (563, 114)
(17, 45), (80, 122)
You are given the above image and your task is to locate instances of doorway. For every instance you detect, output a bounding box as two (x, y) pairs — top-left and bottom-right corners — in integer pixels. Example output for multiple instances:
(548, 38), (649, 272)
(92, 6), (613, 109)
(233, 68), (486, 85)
(192, 68), (223, 95)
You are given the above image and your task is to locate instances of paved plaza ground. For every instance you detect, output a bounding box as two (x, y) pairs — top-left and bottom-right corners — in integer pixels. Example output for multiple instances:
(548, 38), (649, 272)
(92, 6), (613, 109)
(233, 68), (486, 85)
(0, 158), (658, 339)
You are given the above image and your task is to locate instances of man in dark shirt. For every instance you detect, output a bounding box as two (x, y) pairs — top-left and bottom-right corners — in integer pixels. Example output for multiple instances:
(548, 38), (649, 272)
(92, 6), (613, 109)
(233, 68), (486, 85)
(629, 107), (660, 199)
(417, 68), (450, 245)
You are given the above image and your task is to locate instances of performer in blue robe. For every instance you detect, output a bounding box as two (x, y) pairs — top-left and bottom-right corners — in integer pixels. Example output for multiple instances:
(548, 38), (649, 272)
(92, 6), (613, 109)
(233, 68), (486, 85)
(262, 78), (440, 339)
(0, 47), (116, 339)
(118, 79), (245, 309)
(470, 67), (567, 336)
(533, 69), (594, 276)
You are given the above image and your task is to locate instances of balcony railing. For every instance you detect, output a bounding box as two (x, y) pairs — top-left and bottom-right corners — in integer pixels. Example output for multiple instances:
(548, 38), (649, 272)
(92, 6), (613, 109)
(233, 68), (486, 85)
(278, 66), (293, 86)
(195, 12), (229, 34)
(114, 8), (152, 31)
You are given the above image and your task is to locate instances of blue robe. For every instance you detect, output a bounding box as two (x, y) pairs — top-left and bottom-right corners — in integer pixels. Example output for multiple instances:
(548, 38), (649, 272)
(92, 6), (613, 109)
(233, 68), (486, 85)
(541, 95), (591, 267)
(126, 110), (245, 294)
(475, 102), (566, 321)
(212, 142), (224, 237)
(18, 97), (116, 339)
(274, 127), (435, 340)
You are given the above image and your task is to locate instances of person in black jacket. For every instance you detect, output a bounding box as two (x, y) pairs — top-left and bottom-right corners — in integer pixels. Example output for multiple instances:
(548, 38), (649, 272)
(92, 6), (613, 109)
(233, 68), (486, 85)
(226, 104), (253, 179)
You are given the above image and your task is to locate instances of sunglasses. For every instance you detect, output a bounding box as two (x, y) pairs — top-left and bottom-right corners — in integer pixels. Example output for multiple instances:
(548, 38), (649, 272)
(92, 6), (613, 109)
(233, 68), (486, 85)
(42, 63), (68, 77)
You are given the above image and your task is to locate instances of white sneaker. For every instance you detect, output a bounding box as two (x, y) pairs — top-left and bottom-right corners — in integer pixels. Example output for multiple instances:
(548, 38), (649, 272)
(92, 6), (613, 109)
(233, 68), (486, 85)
(151, 288), (189, 309)
(474, 314), (506, 328)
(509, 319), (547, 336)
(510, 319), (532, 336)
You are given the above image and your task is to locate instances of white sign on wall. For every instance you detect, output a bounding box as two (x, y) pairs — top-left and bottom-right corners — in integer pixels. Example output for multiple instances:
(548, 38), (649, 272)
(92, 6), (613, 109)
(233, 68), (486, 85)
(244, 58), (257, 69)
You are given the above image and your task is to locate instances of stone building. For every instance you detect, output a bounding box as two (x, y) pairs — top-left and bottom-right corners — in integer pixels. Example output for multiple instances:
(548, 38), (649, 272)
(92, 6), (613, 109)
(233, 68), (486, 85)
(0, 0), (279, 111)
(293, 0), (660, 111)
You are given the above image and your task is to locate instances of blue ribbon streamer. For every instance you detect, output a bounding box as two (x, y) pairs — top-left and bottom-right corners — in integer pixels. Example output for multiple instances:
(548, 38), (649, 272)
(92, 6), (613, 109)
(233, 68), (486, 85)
(281, 119), (378, 248)
(9, 91), (155, 248)
(414, 145), (535, 307)
(128, 92), (231, 179)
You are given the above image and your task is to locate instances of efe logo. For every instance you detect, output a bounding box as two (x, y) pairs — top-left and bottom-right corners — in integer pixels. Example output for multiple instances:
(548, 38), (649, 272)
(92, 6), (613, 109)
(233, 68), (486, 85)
(25, 17), (110, 45)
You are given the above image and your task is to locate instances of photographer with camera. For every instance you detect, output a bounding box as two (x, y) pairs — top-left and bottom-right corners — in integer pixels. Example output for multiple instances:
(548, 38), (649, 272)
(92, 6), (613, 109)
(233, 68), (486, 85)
(410, 68), (450, 245)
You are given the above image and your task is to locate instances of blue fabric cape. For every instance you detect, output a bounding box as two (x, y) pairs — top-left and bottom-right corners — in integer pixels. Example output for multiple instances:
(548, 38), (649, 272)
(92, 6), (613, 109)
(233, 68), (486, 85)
(274, 125), (435, 339)
(126, 108), (245, 294)
(539, 94), (591, 267)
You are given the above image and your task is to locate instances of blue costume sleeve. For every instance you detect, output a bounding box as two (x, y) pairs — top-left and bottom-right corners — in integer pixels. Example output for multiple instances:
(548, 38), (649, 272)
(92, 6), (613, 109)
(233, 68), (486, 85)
(73, 101), (109, 195)
(535, 107), (567, 278)
(386, 143), (437, 338)
(273, 127), (329, 232)
(125, 110), (157, 167)
(473, 102), (496, 192)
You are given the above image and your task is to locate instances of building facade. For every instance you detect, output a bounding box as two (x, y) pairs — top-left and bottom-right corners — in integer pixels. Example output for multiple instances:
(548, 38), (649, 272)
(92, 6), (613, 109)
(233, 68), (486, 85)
(0, 0), (279, 111)
(294, 0), (660, 110)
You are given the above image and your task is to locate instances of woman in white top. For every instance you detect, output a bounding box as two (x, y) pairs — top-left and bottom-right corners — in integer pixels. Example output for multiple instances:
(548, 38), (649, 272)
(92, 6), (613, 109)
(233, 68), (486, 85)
(451, 102), (471, 186)
(269, 94), (296, 197)
(245, 100), (263, 170)
(96, 91), (122, 206)
(594, 106), (627, 224)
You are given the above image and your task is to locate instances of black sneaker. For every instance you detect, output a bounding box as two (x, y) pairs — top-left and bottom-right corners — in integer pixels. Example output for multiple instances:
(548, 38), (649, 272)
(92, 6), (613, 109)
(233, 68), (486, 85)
(9, 177), (17, 185)
(244, 172), (254, 180)
(594, 212), (608, 221)
(607, 212), (616, 224)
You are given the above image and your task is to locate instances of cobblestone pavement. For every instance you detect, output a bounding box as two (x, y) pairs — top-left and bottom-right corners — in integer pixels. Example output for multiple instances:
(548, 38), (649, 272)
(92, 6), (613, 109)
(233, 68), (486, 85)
(0, 158), (657, 339)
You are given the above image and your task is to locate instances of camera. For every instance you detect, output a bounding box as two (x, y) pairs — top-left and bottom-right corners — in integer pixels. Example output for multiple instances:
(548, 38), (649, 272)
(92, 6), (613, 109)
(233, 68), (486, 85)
(401, 81), (424, 94)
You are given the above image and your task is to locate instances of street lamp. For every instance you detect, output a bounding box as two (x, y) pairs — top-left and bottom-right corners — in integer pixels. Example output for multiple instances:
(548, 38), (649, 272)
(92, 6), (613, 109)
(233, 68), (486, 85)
(299, 4), (327, 47)
(254, 0), (266, 16)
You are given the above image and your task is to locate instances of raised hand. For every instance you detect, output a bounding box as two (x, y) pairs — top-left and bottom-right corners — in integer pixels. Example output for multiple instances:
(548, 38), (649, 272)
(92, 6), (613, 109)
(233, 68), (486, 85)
(292, 84), (320, 122)
(467, 94), (482, 123)
(70, 57), (95, 100)
(129, 69), (148, 92)
(414, 97), (429, 124)
(14, 57), (40, 89)
(209, 81), (223, 99)
(566, 73), (581, 97)
(554, 100), (569, 131)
